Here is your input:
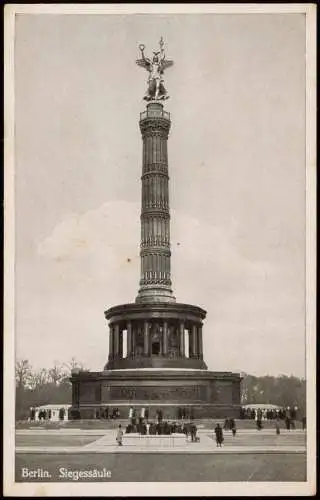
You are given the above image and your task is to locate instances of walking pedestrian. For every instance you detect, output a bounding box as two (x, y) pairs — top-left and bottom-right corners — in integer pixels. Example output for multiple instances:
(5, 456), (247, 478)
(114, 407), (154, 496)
(214, 423), (224, 447)
(230, 418), (237, 437)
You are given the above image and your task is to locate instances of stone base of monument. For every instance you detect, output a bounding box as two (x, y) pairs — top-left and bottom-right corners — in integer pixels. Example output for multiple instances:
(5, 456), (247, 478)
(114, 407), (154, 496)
(70, 368), (242, 420)
(123, 433), (187, 447)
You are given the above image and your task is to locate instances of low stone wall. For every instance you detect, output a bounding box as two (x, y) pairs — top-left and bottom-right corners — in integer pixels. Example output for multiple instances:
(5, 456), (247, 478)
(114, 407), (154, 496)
(122, 433), (187, 447)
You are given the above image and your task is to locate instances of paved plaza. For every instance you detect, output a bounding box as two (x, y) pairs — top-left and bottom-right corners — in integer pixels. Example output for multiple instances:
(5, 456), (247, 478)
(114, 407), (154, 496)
(15, 427), (306, 482)
(16, 428), (306, 454)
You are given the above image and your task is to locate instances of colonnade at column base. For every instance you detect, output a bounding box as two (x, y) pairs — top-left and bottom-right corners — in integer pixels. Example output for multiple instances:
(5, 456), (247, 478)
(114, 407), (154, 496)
(105, 301), (207, 370)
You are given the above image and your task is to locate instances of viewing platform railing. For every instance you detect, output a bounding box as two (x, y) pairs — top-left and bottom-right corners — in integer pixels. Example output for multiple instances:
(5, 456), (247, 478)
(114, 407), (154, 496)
(140, 108), (170, 120)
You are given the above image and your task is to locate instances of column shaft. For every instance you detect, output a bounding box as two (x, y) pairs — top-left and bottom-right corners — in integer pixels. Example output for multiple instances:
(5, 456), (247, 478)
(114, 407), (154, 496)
(179, 321), (185, 357)
(144, 321), (149, 356)
(109, 326), (114, 359)
(188, 329), (192, 358)
(119, 329), (123, 358)
(114, 324), (120, 358)
(127, 321), (132, 358)
(137, 103), (174, 303)
(132, 325), (136, 357)
(192, 324), (197, 358)
(163, 321), (168, 355)
(198, 325), (203, 359)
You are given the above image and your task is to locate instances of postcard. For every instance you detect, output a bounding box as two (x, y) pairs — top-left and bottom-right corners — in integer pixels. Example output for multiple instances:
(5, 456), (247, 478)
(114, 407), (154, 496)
(3, 3), (316, 496)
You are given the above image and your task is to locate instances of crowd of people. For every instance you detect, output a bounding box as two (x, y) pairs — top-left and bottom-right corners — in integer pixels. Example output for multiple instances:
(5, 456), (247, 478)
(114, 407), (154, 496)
(118, 419), (227, 447)
(240, 406), (300, 422)
(123, 406), (199, 442)
(125, 419), (199, 439)
(240, 407), (283, 420)
(241, 407), (304, 432)
(115, 406), (199, 444)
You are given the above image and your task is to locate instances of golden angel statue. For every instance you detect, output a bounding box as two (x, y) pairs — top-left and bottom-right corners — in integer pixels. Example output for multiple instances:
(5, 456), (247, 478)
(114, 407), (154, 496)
(136, 37), (174, 101)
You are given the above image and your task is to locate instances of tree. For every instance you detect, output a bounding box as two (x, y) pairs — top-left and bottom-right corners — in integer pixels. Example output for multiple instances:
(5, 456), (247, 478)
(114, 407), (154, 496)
(15, 358), (88, 420)
(15, 359), (33, 389)
(240, 373), (306, 414)
(15, 359), (34, 420)
(30, 368), (50, 389)
(48, 362), (68, 386)
(63, 357), (87, 374)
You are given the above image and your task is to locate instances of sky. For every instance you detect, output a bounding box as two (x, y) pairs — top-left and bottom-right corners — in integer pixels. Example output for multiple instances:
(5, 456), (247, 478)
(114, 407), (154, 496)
(14, 12), (306, 377)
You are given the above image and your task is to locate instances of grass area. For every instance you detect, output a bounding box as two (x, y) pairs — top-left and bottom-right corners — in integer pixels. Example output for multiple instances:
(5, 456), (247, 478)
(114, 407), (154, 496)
(16, 420), (124, 430)
(15, 452), (306, 482)
(15, 435), (98, 447)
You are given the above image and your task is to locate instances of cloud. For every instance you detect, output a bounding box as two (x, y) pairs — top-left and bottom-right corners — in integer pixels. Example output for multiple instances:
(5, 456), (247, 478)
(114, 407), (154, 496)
(37, 200), (264, 304)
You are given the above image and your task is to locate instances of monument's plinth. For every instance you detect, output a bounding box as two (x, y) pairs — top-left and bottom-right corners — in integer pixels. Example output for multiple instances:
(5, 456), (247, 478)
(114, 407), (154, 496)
(70, 367), (241, 420)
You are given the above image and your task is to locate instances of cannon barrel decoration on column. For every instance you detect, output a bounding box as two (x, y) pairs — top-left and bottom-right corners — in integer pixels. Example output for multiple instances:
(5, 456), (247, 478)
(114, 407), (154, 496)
(70, 37), (242, 420)
(136, 102), (175, 304)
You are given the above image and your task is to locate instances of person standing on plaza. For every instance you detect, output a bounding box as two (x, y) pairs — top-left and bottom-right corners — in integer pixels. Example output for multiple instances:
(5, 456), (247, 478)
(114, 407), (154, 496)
(290, 407), (297, 430)
(184, 421), (191, 441)
(285, 415), (291, 430)
(275, 416), (281, 435)
(230, 418), (237, 437)
(129, 406), (134, 423)
(116, 424), (124, 446)
(214, 423), (224, 447)
(256, 408), (263, 430)
(190, 423), (197, 442)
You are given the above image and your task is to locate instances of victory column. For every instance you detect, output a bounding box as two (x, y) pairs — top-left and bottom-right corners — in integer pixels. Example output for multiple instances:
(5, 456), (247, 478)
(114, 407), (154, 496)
(70, 39), (241, 419)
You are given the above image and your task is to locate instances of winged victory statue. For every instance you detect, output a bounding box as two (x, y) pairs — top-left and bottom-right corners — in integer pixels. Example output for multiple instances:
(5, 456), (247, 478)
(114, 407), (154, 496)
(136, 37), (174, 101)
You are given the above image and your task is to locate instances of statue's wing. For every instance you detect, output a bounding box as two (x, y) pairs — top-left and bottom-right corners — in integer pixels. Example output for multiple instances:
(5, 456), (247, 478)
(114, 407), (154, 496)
(161, 59), (174, 71)
(136, 58), (151, 70)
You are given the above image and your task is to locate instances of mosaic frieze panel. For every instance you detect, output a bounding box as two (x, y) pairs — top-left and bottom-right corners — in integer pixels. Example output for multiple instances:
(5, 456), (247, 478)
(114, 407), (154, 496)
(79, 383), (101, 403)
(104, 385), (208, 401)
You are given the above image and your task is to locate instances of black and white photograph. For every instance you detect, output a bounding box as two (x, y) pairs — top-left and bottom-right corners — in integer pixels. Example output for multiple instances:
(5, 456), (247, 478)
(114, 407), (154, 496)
(3, 3), (316, 497)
